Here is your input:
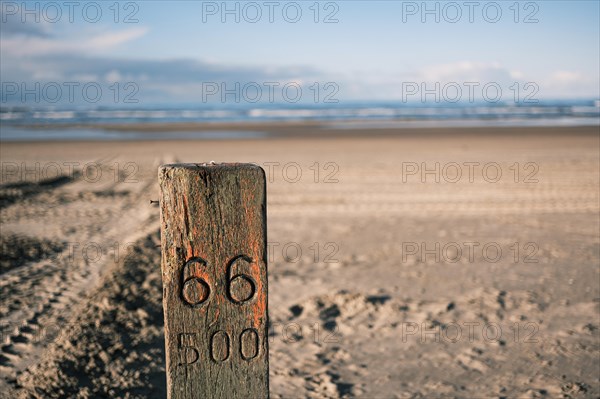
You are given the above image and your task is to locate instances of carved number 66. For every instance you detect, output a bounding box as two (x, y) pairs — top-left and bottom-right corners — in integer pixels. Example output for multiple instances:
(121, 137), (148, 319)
(180, 255), (257, 307)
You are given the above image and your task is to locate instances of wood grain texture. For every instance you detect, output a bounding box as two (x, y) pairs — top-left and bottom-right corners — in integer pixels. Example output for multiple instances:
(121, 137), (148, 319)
(159, 163), (268, 399)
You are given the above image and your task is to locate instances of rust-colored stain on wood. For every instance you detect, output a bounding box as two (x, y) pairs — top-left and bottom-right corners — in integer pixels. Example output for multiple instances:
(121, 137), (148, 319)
(159, 163), (268, 399)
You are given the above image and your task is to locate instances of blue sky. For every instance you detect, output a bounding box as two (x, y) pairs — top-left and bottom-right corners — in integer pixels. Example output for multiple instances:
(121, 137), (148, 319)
(1, 1), (599, 104)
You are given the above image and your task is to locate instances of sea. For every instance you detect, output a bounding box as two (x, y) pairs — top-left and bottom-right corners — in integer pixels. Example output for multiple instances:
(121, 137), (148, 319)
(1, 99), (598, 141)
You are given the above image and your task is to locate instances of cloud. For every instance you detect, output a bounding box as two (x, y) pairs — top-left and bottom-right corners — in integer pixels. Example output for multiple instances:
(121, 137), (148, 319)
(0, 11), (326, 105)
(416, 61), (522, 85)
(28, 54), (318, 82)
(339, 61), (600, 101)
(0, 50), (324, 104)
(541, 70), (598, 98)
(88, 27), (148, 49)
(0, 18), (51, 37)
(337, 62), (528, 101)
(550, 71), (582, 84)
(1, 6), (148, 57)
(0, 27), (149, 56)
(0, 11), (52, 37)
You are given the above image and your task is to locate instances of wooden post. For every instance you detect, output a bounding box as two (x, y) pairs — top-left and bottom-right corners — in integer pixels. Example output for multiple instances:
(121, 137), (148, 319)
(159, 163), (268, 399)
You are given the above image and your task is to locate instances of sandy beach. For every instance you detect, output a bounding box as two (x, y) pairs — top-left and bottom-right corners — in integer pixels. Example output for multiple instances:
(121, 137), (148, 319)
(0, 125), (599, 398)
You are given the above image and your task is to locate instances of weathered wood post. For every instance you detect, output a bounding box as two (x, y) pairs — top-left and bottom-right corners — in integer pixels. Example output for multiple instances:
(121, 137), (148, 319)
(159, 163), (268, 399)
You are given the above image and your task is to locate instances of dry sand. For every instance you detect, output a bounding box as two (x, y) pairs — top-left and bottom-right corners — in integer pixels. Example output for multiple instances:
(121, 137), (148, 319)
(0, 126), (598, 398)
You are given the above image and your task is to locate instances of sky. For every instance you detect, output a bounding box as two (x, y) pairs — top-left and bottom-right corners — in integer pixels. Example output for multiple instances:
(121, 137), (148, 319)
(1, 0), (599, 105)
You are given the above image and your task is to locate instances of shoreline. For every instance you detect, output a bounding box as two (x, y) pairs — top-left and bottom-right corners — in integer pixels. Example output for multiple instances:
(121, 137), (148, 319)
(1, 124), (598, 143)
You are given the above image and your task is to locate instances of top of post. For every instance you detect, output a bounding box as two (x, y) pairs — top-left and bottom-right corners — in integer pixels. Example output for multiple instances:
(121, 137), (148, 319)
(159, 162), (266, 179)
(160, 162), (263, 170)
